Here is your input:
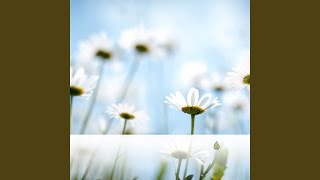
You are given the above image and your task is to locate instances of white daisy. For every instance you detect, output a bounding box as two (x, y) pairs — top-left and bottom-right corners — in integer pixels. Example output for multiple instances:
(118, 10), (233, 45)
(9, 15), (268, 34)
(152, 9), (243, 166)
(165, 87), (221, 116)
(165, 87), (221, 134)
(160, 143), (210, 165)
(70, 67), (99, 99)
(106, 103), (149, 134)
(225, 61), (250, 90)
(118, 25), (155, 55)
(76, 32), (115, 62)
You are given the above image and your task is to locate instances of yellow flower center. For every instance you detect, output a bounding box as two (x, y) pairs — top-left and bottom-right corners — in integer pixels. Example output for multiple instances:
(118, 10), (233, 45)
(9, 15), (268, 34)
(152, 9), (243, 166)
(243, 74), (250, 85)
(70, 86), (84, 96)
(96, 49), (113, 60)
(181, 106), (205, 115)
(135, 43), (149, 54)
(214, 85), (224, 92)
(119, 112), (135, 120)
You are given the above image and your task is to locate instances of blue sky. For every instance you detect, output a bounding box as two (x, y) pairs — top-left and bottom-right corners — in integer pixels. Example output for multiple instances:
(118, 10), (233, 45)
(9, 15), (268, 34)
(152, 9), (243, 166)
(70, 0), (250, 134)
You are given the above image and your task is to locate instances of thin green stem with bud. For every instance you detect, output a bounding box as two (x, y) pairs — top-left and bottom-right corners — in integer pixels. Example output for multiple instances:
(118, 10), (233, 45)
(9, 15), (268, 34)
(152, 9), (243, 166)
(176, 159), (183, 180)
(202, 159), (216, 179)
(122, 119), (128, 135)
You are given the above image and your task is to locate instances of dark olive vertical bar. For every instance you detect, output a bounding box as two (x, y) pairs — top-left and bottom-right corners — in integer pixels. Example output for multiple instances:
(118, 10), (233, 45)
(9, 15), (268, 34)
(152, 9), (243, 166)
(0, 0), (69, 179)
(251, 0), (319, 179)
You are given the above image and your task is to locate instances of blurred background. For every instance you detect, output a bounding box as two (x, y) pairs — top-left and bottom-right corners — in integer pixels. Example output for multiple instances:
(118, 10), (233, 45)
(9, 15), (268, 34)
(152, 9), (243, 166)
(70, 0), (250, 134)
(70, 135), (250, 180)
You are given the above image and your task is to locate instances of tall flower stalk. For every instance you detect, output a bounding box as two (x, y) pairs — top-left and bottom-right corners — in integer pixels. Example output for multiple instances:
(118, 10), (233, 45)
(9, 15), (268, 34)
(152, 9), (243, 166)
(122, 119), (128, 135)
(74, 32), (115, 134)
(110, 145), (123, 180)
(117, 58), (140, 103)
(175, 159), (183, 180)
(80, 63), (105, 134)
(182, 138), (193, 179)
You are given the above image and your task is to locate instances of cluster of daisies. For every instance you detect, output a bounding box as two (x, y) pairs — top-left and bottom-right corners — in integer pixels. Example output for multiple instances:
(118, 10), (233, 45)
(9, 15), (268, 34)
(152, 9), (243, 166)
(70, 24), (250, 134)
(164, 61), (250, 134)
(75, 24), (176, 65)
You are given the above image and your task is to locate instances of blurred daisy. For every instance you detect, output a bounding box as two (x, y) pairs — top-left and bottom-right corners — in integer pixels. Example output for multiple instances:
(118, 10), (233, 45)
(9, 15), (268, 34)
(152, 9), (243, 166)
(70, 67), (99, 99)
(118, 25), (154, 55)
(160, 143), (210, 164)
(106, 103), (149, 134)
(225, 61), (250, 90)
(165, 87), (221, 134)
(152, 29), (177, 57)
(223, 92), (249, 112)
(199, 73), (230, 94)
(76, 32), (115, 62)
(161, 142), (209, 180)
(179, 61), (208, 87)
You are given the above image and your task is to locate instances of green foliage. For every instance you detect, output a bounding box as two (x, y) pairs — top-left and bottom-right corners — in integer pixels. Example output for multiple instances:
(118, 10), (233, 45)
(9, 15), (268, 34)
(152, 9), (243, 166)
(185, 174), (194, 180)
(211, 164), (226, 180)
(157, 162), (168, 180)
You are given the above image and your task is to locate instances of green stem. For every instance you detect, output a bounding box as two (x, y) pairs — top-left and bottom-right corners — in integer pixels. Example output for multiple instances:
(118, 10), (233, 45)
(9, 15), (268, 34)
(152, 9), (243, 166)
(122, 119), (128, 135)
(80, 63), (104, 134)
(202, 159), (216, 179)
(199, 164), (204, 180)
(191, 114), (195, 135)
(81, 154), (95, 180)
(117, 58), (140, 103)
(176, 159), (183, 180)
(183, 139), (193, 179)
(110, 145), (122, 180)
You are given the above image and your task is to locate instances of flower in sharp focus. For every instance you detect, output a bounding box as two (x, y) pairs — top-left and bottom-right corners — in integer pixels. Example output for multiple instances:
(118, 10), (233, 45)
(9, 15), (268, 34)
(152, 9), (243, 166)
(118, 25), (155, 55)
(160, 143), (210, 165)
(225, 60), (250, 90)
(164, 87), (221, 115)
(106, 104), (149, 127)
(70, 67), (99, 99)
(76, 32), (115, 62)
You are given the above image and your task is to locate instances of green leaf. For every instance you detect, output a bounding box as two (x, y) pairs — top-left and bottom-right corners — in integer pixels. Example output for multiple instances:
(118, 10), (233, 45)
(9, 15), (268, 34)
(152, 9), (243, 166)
(185, 174), (194, 180)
